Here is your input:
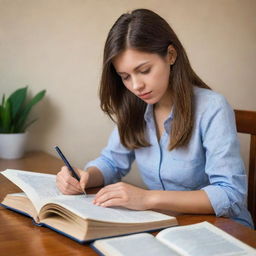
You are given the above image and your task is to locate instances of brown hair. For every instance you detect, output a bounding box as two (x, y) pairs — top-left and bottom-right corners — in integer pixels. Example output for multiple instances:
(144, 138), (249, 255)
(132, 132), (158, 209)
(99, 9), (210, 150)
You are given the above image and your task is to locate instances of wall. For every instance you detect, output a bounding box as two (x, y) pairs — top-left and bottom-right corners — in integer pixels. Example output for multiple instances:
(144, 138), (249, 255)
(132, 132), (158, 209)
(0, 0), (255, 186)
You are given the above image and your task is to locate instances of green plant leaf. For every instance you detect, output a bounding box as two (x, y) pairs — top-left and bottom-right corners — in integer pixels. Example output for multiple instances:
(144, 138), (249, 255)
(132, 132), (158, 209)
(16, 90), (46, 131)
(8, 87), (27, 120)
(0, 95), (4, 131)
(2, 99), (11, 133)
(1, 94), (5, 106)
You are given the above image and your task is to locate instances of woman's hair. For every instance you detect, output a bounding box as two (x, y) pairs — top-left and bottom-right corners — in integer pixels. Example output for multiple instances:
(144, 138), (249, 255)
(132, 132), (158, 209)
(99, 9), (210, 150)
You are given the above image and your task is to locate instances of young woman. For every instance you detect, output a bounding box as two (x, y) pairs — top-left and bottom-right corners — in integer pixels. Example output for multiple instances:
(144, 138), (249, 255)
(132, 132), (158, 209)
(56, 9), (253, 228)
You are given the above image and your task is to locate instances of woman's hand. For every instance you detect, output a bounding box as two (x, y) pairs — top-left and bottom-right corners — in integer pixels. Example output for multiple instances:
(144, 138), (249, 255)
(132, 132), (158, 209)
(56, 166), (89, 194)
(93, 182), (150, 210)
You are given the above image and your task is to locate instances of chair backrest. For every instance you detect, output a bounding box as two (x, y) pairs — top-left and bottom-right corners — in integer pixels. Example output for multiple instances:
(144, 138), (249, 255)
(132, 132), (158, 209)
(234, 109), (256, 227)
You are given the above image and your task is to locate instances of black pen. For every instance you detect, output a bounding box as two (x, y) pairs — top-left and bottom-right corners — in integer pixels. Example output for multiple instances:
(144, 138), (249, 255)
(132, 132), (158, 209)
(55, 146), (86, 195)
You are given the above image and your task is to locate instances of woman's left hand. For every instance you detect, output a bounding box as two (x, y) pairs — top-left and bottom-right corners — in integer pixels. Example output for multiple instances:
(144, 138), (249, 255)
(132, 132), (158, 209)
(93, 182), (150, 210)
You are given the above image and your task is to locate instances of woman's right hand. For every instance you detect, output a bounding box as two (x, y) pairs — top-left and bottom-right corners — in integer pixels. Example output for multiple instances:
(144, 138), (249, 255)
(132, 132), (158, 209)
(56, 166), (89, 195)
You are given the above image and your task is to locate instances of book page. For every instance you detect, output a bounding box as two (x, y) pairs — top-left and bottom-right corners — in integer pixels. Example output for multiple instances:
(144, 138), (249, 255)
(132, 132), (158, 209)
(1, 169), (65, 212)
(1, 192), (38, 220)
(46, 194), (174, 223)
(93, 233), (180, 256)
(157, 222), (256, 256)
(2, 169), (175, 224)
(7, 192), (27, 197)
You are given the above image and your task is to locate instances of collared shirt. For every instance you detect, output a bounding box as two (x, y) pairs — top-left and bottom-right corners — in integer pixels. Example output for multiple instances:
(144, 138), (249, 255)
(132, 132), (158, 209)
(85, 87), (253, 228)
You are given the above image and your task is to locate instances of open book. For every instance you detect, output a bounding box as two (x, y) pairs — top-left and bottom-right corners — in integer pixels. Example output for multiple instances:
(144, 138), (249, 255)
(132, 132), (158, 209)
(0, 169), (177, 243)
(92, 221), (256, 256)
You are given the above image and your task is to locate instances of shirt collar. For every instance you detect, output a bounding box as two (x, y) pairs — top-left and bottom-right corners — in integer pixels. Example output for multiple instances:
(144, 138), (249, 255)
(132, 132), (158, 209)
(144, 104), (174, 134)
(144, 104), (174, 121)
(144, 104), (154, 123)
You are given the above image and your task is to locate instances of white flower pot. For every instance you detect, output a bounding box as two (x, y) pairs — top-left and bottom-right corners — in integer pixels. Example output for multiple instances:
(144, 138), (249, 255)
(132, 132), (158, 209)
(0, 132), (28, 159)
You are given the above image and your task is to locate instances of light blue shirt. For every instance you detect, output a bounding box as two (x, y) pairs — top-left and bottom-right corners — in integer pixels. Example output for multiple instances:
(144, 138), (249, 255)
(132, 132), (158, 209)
(85, 87), (253, 228)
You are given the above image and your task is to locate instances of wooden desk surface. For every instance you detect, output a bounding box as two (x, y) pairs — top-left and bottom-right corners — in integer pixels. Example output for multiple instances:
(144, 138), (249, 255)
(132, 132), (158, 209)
(0, 151), (256, 256)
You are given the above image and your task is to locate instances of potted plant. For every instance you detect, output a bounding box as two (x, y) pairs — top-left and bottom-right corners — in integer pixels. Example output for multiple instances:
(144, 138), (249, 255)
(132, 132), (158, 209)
(0, 87), (46, 159)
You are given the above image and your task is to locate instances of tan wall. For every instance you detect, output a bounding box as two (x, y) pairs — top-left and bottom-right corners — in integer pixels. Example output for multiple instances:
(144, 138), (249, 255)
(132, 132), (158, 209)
(0, 0), (255, 186)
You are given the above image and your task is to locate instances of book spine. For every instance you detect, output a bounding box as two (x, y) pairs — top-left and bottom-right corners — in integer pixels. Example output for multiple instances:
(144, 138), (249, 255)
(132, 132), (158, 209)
(40, 222), (86, 244)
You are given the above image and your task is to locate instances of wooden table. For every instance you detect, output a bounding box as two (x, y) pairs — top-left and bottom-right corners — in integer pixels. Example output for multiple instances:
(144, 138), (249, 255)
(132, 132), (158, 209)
(0, 151), (256, 256)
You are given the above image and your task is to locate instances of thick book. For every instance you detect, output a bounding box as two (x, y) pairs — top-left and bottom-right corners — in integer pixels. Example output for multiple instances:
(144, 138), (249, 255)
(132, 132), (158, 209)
(92, 221), (256, 256)
(0, 169), (178, 243)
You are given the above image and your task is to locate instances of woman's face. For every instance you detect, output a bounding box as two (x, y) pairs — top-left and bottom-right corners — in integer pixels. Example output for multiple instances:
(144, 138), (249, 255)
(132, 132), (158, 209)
(113, 47), (176, 106)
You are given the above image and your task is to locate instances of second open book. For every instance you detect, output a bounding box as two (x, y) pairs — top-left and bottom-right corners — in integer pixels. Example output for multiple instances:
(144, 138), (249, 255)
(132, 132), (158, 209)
(92, 221), (256, 256)
(0, 169), (177, 242)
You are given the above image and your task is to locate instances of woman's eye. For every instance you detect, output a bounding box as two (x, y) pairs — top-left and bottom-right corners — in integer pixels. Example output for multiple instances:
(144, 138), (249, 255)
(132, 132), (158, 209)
(122, 75), (130, 81)
(140, 69), (150, 74)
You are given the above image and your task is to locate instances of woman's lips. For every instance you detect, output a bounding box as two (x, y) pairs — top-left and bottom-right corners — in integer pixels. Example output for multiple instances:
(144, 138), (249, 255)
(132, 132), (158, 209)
(138, 91), (152, 99)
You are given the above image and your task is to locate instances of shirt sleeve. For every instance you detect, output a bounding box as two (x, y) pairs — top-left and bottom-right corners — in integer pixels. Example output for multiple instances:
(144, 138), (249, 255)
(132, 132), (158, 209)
(84, 127), (135, 185)
(200, 94), (247, 217)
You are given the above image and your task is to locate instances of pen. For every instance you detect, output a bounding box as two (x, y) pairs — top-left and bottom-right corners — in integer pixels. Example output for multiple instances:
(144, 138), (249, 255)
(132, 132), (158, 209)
(54, 146), (86, 195)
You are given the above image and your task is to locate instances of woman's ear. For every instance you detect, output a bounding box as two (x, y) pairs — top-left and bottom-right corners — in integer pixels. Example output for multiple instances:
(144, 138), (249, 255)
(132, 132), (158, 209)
(167, 45), (177, 65)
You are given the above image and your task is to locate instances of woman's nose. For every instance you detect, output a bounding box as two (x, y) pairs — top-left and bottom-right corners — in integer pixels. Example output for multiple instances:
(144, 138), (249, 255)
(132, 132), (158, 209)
(132, 77), (145, 91)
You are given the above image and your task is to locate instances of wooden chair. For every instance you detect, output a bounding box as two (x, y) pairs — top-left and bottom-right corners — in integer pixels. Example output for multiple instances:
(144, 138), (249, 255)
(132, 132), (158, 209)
(234, 109), (256, 227)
